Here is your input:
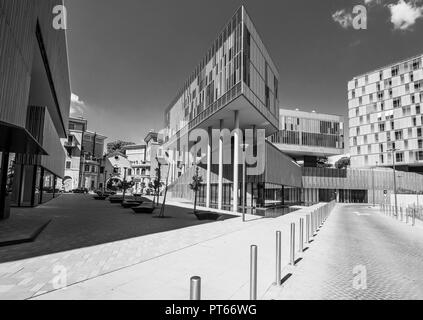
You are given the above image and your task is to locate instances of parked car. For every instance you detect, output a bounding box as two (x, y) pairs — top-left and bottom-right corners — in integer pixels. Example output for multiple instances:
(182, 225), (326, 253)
(72, 188), (88, 194)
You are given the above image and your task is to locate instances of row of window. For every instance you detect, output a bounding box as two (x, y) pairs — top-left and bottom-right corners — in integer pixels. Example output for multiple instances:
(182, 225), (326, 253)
(269, 130), (343, 149)
(353, 57), (421, 89)
(358, 150), (423, 165)
(352, 114), (423, 137)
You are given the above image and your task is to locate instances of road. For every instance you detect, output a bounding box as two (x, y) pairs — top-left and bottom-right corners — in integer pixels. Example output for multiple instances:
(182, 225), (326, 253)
(269, 204), (423, 300)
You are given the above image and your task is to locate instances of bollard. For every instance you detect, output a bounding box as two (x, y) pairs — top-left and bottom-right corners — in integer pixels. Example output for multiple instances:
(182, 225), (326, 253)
(299, 218), (304, 253)
(190, 276), (201, 300)
(400, 207), (403, 222)
(412, 208), (416, 227)
(275, 231), (281, 286)
(306, 214), (310, 244)
(290, 223), (295, 265)
(250, 245), (257, 300)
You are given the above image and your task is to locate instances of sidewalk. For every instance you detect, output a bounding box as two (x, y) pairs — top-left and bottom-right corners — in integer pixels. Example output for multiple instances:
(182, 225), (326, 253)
(31, 203), (331, 300)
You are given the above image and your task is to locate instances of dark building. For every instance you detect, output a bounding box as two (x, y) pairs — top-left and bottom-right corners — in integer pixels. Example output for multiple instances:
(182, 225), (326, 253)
(0, 0), (71, 218)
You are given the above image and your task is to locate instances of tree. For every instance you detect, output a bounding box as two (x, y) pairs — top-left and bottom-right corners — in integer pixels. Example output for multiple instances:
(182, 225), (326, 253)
(189, 166), (203, 214)
(106, 140), (136, 155)
(317, 157), (332, 168)
(335, 157), (351, 169)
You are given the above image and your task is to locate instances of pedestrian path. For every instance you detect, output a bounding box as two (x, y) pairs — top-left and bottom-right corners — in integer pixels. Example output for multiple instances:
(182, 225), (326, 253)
(31, 203), (331, 300)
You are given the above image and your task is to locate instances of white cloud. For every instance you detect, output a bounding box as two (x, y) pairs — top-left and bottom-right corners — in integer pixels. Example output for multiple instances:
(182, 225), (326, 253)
(70, 93), (87, 116)
(332, 9), (354, 29)
(388, 0), (423, 30)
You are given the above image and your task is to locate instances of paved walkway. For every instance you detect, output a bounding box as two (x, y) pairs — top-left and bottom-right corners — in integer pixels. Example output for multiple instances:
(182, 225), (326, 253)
(265, 204), (423, 300)
(32, 204), (325, 300)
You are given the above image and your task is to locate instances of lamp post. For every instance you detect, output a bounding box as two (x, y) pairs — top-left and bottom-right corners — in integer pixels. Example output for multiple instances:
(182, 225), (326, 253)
(122, 167), (127, 201)
(372, 161), (378, 207)
(388, 148), (399, 217)
(103, 170), (107, 194)
(159, 152), (171, 218)
(240, 143), (249, 222)
(155, 156), (162, 206)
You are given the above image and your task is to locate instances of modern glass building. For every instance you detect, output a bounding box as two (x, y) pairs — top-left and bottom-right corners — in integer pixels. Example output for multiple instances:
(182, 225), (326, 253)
(163, 6), (302, 213)
(348, 54), (423, 172)
(269, 108), (344, 166)
(0, 0), (71, 216)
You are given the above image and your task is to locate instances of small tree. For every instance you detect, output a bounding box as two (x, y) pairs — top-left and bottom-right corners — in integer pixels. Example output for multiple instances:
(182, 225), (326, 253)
(335, 157), (351, 169)
(189, 166), (203, 214)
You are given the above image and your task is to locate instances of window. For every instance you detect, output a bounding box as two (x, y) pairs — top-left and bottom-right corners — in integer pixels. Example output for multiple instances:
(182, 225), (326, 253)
(393, 98), (401, 108)
(395, 130), (403, 140)
(417, 105), (421, 114)
(419, 139), (423, 149)
(379, 144), (384, 153)
(410, 72), (414, 82)
(91, 166), (96, 173)
(69, 123), (75, 130)
(379, 71), (383, 81)
(405, 84), (410, 92)
(412, 58), (421, 70)
(392, 65), (399, 77)
(404, 140), (408, 149)
(412, 95), (416, 104)
(377, 91), (384, 101)
(396, 152), (404, 163)
(100, 167), (104, 174)
(352, 90), (355, 98)
(85, 165), (90, 172)
(357, 146), (361, 155)
(413, 117), (417, 126)
(380, 154), (384, 164)
(375, 133), (379, 142)
(379, 123), (385, 132)
(66, 161), (71, 169)
(418, 128), (422, 137)
(127, 169), (132, 176)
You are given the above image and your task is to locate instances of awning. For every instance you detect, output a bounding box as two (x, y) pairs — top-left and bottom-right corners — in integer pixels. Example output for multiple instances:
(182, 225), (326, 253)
(0, 121), (48, 155)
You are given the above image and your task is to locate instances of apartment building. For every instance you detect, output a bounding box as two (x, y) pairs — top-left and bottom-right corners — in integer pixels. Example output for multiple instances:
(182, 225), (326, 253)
(348, 54), (423, 172)
(63, 117), (107, 192)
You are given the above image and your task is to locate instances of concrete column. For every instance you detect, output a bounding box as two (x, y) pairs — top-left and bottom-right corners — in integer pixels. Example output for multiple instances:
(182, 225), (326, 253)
(206, 126), (212, 208)
(0, 152), (10, 220)
(233, 110), (240, 213)
(218, 119), (224, 210)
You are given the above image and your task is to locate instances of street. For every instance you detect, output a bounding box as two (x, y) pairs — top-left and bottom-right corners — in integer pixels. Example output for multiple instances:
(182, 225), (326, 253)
(269, 204), (423, 300)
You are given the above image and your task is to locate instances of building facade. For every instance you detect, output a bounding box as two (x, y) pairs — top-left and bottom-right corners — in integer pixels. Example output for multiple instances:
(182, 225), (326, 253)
(163, 6), (303, 213)
(348, 54), (423, 172)
(63, 117), (107, 192)
(269, 108), (344, 166)
(124, 144), (151, 194)
(0, 0), (71, 216)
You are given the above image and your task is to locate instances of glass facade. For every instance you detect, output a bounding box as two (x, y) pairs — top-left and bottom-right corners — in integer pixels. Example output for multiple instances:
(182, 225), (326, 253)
(270, 116), (343, 148)
(164, 7), (279, 142)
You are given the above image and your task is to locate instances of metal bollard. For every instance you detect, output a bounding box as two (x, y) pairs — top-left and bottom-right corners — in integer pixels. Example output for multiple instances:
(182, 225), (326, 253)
(306, 214), (310, 244)
(190, 276), (201, 300)
(412, 208), (416, 227)
(275, 231), (281, 286)
(290, 223), (295, 265)
(250, 245), (257, 300)
(299, 218), (304, 253)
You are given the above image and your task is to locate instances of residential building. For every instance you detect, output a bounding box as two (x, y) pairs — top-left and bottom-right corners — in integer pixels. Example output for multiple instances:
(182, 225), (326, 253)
(348, 54), (423, 172)
(123, 144), (151, 194)
(269, 108), (344, 166)
(63, 117), (107, 192)
(0, 0), (71, 217)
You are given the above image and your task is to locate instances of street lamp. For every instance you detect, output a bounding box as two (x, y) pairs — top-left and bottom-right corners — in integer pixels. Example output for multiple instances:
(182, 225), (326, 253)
(240, 143), (249, 222)
(159, 152), (171, 218)
(122, 167), (127, 201)
(388, 148), (399, 217)
(372, 161), (378, 207)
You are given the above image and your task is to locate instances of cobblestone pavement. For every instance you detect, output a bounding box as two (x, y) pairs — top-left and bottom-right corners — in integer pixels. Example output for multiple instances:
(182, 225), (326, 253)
(0, 194), (242, 299)
(265, 204), (423, 300)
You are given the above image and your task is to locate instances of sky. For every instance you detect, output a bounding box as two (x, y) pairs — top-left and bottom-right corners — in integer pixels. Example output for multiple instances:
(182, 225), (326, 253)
(65, 0), (423, 146)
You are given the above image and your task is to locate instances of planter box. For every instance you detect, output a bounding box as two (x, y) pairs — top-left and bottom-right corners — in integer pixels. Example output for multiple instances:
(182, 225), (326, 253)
(194, 212), (222, 221)
(1, 195), (11, 220)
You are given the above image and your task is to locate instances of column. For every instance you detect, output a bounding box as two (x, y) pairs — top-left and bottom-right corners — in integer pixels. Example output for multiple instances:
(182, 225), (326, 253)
(218, 119), (224, 210)
(233, 110), (239, 213)
(206, 126), (212, 208)
(0, 152), (10, 220)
